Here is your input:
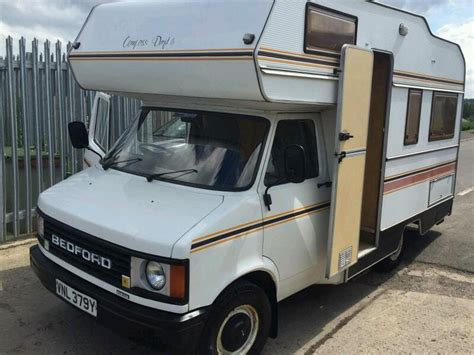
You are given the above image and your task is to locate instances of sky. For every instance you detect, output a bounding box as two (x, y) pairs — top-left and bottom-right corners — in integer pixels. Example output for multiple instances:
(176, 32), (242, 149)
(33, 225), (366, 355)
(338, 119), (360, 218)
(0, 0), (473, 97)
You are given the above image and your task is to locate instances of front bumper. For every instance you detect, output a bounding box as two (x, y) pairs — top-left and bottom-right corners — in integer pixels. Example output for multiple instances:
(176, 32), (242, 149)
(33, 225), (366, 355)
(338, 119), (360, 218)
(30, 245), (208, 351)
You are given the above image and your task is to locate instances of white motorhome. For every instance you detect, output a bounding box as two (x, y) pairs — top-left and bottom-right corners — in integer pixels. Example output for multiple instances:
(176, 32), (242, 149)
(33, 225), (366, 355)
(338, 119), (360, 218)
(30, 0), (465, 353)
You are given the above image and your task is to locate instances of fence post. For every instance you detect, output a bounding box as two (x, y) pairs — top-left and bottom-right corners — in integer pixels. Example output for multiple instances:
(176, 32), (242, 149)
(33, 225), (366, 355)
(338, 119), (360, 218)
(66, 43), (77, 175)
(20, 37), (33, 233)
(32, 38), (43, 199)
(56, 42), (67, 180)
(0, 54), (4, 242)
(44, 40), (55, 186)
(6, 36), (20, 238)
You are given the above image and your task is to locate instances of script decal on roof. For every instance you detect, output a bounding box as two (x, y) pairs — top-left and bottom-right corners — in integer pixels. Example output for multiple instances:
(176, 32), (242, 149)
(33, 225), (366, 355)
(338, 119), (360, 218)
(122, 35), (176, 50)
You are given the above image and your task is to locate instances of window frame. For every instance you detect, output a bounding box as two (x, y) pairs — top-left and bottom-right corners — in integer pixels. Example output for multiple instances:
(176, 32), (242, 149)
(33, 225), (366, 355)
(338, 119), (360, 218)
(263, 118), (320, 188)
(304, 3), (358, 56)
(428, 91), (459, 142)
(403, 89), (423, 146)
(93, 98), (111, 151)
(106, 106), (272, 192)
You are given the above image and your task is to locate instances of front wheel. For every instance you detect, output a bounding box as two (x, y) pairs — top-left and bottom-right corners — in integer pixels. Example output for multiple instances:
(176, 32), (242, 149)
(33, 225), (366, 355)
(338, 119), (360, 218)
(198, 281), (271, 355)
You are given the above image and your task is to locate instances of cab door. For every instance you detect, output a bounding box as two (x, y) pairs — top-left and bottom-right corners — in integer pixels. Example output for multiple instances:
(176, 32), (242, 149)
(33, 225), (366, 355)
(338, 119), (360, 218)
(326, 45), (374, 278)
(84, 92), (110, 166)
(261, 114), (331, 294)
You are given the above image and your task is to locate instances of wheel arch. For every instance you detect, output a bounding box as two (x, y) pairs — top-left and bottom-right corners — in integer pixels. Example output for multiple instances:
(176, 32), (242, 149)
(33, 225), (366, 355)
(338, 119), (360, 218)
(240, 270), (278, 338)
(213, 263), (279, 339)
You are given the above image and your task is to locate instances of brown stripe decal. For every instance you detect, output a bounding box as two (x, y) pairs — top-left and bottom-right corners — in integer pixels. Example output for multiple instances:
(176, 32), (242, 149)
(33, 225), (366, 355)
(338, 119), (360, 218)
(385, 160), (456, 181)
(257, 50), (339, 69)
(70, 57), (253, 62)
(393, 70), (464, 86)
(71, 48), (252, 54)
(191, 201), (330, 253)
(259, 47), (340, 62)
(69, 50), (254, 62)
(384, 162), (456, 194)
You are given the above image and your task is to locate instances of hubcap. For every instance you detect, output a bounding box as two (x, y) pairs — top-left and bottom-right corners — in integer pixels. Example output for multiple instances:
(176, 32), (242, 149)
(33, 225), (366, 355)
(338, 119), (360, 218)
(217, 305), (259, 354)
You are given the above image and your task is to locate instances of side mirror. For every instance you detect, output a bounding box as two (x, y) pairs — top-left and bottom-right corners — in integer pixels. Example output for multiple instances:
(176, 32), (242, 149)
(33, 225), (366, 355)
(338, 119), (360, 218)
(68, 121), (89, 149)
(284, 144), (306, 184)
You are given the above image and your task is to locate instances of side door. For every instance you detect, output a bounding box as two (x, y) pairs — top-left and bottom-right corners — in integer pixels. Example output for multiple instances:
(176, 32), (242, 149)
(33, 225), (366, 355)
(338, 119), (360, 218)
(84, 92), (111, 166)
(326, 45), (374, 278)
(261, 115), (331, 295)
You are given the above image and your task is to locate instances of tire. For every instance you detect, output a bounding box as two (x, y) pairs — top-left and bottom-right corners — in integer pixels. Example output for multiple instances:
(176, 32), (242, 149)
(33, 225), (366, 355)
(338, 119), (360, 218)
(198, 280), (272, 355)
(374, 231), (405, 272)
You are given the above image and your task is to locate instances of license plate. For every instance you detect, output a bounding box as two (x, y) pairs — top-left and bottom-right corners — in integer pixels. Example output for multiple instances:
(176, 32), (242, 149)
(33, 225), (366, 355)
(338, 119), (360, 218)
(56, 279), (97, 317)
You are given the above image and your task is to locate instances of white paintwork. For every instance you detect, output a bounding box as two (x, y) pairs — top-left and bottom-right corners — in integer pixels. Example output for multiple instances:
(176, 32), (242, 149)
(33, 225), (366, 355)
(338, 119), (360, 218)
(381, 182), (431, 231)
(258, 113), (331, 300)
(70, 0), (273, 101)
(38, 167), (224, 257)
(35, 0), (465, 319)
(385, 148), (457, 179)
(428, 174), (455, 206)
(381, 88), (463, 230)
(257, 0), (464, 104)
(386, 88), (462, 159)
(70, 1), (464, 107)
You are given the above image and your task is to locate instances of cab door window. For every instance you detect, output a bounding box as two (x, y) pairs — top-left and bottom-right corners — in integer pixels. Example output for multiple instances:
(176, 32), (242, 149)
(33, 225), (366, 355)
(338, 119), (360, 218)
(265, 120), (319, 186)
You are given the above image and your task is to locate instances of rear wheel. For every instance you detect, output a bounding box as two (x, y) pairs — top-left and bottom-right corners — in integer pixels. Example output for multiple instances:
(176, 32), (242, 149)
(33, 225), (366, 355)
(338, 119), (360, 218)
(374, 231), (405, 272)
(199, 281), (271, 355)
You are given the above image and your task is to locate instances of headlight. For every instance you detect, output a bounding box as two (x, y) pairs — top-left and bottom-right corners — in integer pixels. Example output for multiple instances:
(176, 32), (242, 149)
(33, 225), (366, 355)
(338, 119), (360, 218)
(37, 215), (44, 237)
(145, 261), (166, 290)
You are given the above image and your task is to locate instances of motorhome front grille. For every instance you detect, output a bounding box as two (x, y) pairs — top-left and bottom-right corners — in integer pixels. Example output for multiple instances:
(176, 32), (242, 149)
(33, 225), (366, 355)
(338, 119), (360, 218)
(42, 219), (131, 288)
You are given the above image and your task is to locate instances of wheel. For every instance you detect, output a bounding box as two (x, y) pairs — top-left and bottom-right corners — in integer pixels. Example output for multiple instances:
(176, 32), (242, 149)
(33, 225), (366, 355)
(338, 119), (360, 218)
(198, 281), (272, 355)
(374, 231), (405, 272)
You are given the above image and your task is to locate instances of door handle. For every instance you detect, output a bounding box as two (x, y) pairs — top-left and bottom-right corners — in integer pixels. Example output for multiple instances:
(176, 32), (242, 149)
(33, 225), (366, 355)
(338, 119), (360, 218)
(335, 151), (347, 163)
(339, 131), (354, 141)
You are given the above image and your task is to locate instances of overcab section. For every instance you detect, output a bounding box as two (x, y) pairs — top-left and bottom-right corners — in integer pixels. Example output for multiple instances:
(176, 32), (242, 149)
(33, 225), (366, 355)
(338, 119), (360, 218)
(68, 0), (274, 101)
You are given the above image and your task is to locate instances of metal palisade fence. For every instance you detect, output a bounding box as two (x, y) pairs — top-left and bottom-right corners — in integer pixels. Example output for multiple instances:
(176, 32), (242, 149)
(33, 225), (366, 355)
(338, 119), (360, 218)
(0, 36), (140, 243)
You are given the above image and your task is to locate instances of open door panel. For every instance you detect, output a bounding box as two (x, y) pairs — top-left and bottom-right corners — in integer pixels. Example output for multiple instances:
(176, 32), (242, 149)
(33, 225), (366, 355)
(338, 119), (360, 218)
(326, 45), (374, 278)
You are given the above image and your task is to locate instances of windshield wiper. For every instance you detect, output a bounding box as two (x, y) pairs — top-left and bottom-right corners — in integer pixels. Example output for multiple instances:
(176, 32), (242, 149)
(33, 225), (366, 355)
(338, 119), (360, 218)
(101, 157), (143, 170)
(146, 169), (198, 182)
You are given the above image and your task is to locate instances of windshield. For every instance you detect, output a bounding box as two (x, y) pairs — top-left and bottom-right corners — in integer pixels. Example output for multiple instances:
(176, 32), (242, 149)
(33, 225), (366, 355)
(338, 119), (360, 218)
(102, 108), (270, 190)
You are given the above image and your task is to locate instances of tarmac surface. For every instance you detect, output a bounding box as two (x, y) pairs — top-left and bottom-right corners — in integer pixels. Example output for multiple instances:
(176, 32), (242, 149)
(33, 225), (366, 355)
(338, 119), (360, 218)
(0, 137), (473, 354)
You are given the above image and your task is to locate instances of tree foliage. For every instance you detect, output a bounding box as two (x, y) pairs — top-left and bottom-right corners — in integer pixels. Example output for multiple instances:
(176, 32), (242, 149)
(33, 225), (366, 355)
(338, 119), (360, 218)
(464, 99), (474, 121)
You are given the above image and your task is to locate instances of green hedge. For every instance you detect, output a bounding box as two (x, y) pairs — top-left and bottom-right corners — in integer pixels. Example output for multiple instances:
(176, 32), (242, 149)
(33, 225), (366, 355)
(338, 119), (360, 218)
(462, 119), (474, 131)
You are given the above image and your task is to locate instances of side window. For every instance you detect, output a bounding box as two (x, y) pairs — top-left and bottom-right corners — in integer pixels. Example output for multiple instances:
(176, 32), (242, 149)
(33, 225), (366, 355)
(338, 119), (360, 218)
(404, 89), (422, 145)
(94, 99), (110, 150)
(153, 118), (188, 140)
(429, 92), (458, 141)
(265, 120), (319, 186)
(305, 6), (357, 54)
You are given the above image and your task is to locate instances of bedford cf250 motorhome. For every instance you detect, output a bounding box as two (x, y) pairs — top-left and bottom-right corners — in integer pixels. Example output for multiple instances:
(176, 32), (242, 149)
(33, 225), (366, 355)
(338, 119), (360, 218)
(30, 0), (465, 353)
